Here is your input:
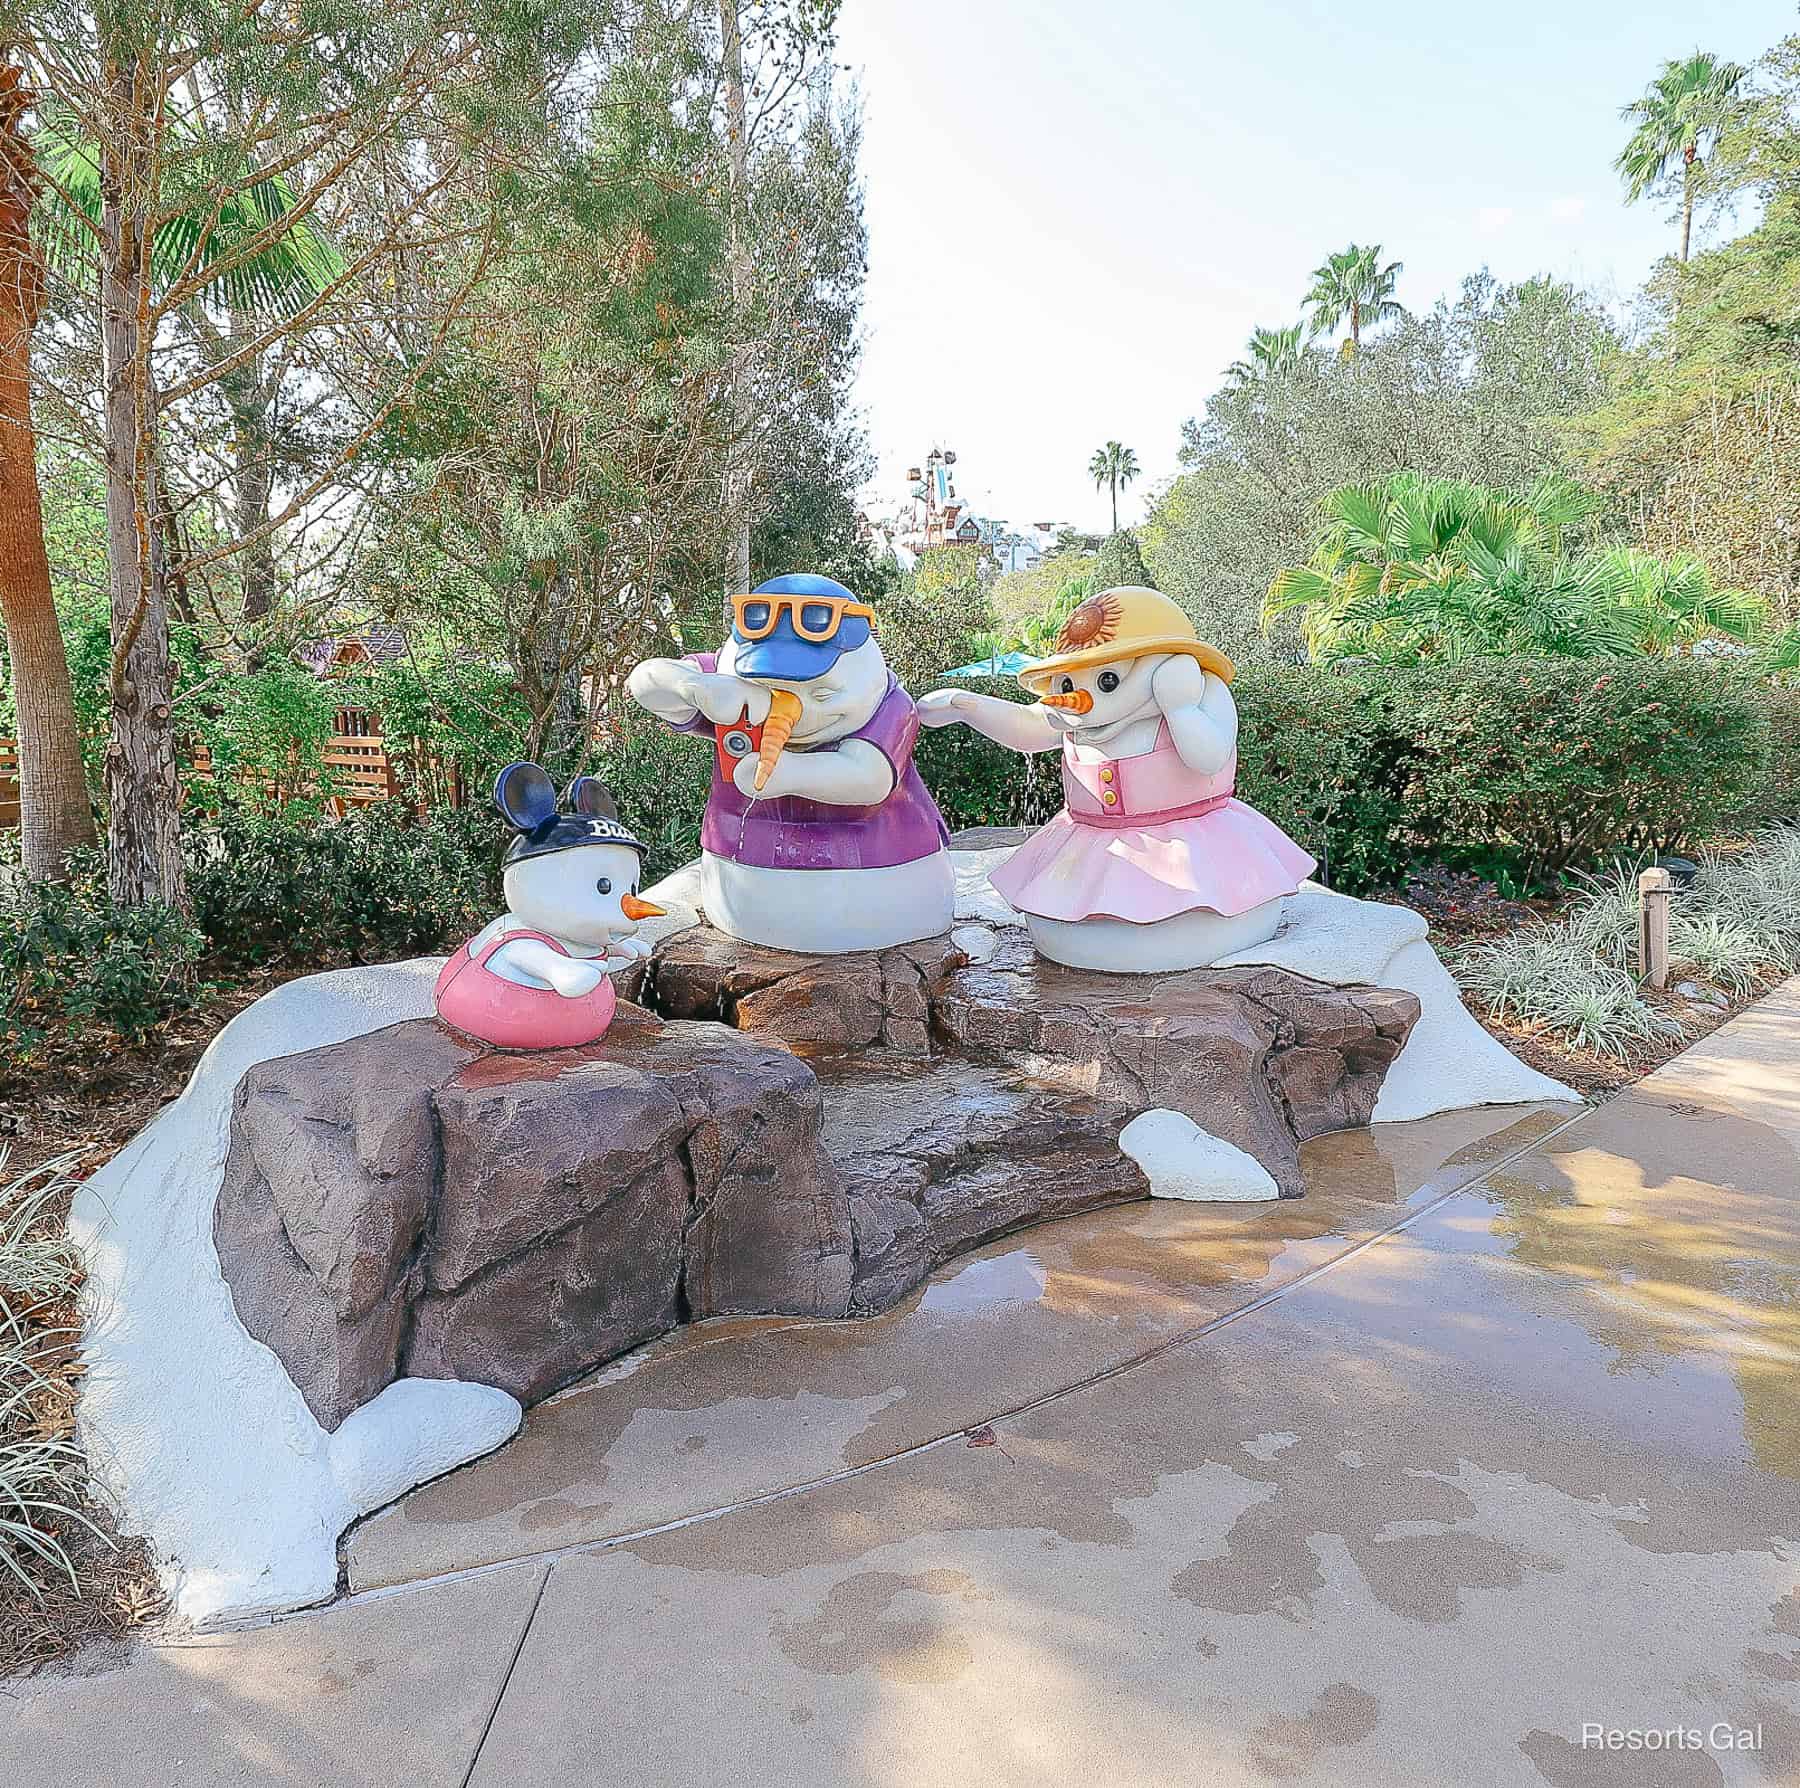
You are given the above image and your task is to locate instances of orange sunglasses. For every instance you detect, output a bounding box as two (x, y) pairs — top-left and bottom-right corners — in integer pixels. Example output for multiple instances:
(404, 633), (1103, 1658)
(731, 592), (875, 641)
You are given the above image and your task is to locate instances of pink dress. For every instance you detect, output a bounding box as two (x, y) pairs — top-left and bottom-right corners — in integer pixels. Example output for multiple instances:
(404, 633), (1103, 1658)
(989, 724), (1315, 925)
(434, 928), (618, 1050)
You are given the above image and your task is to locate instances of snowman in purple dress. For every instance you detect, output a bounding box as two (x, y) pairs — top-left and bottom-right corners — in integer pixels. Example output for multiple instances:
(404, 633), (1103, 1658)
(920, 586), (1314, 973)
(627, 574), (954, 954)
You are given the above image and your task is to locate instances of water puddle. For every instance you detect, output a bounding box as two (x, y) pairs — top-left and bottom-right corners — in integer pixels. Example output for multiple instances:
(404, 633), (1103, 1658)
(920, 1247), (1048, 1313)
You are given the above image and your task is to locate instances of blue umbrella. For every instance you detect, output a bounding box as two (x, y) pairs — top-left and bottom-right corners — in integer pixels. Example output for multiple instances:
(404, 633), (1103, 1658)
(944, 650), (1034, 679)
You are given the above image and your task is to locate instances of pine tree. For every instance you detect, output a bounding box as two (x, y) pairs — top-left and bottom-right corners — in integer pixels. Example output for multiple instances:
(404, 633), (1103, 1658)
(1094, 530), (1154, 591)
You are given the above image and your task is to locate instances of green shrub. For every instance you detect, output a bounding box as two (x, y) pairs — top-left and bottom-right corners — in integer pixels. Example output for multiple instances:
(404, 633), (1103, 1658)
(1739, 683), (1800, 826)
(591, 718), (711, 886)
(182, 659), (343, 813)
(347, 656), (534, 806)
(911, 675), (1063, 835)
(190, 804), (503, 966)
(0, 864), (203, 1062)
(1093, 530), (1153, 591)
(1399, 658), (1769, 887)
(1232, 665), (1415, 892)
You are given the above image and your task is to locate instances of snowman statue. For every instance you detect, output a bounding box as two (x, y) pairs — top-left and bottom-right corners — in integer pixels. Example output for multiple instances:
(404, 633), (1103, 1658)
(919, 586), (1314, 974)
(434, 763), (665, 1049)
(627, 574), (954, 954)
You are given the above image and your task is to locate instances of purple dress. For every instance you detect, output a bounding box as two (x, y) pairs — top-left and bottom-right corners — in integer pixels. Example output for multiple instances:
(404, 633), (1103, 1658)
(674, 655), (949, 871)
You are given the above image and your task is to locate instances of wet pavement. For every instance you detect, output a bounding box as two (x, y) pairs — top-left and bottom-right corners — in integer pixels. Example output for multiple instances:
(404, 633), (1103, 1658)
(343, 1099), (1577, 1592)
(6, 980), (1799, 1786)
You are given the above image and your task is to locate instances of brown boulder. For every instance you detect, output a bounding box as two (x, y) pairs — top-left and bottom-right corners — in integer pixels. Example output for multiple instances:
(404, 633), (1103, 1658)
(215, 921), (1421, 1432)
(213, 1021), (481, 1429)
(933, 931), (1418, 1196)
(641, 925), (964, 1056)
(215, 1009), (851, 1427)
(818, 1057), (1149, 1316)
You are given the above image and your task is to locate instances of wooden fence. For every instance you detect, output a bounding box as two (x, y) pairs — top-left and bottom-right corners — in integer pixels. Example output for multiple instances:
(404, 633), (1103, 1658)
(0, 736), (17, 832)
(0, 709), (469, 830)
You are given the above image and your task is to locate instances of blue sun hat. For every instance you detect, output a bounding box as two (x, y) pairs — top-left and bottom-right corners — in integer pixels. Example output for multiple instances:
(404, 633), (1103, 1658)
(730, 573), (875, 681)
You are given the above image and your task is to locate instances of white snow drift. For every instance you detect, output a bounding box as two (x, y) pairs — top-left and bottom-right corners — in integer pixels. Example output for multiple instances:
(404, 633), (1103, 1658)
(69, 962), (521, 1628)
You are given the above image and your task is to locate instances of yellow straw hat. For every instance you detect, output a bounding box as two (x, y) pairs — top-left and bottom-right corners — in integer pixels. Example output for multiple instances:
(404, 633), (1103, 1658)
(1018, 586), (1234, 691)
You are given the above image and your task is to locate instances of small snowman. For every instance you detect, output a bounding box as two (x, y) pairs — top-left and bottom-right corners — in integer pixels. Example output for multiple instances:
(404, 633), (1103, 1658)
(626, 573), (953, 954)
(433, 763), (665, 1050)
(919, 586), (1314, 973)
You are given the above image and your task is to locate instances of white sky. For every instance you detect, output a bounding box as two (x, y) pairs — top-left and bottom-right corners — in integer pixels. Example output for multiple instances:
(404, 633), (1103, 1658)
(836, 0), (1797, 534)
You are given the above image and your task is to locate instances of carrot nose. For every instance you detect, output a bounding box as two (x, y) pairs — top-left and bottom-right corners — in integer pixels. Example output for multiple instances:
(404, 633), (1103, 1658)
(1040, 688), (1093, 714)
(620, 894), (665, 921)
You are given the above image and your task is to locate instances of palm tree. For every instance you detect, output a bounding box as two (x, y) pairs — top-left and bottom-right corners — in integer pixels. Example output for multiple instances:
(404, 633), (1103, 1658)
(1616, 52), (1748, 263)
(1602, 547), (1766, 651)
(1265, 473), (1551, 659)
(1225, 322), (1307, 388)
(1015, 572), (1092, 656)
(1760, 623), (1800, 678)
(1264, 472), (1766, 664)
(1087, 441), (1140, 533)
(1304, 245), (1404, 359)
(36, 116), (343, 626)
(0, 62), (95, 879)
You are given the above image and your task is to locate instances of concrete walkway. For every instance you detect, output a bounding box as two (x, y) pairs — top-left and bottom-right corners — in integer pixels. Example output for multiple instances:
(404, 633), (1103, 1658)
(6, 984), (1799, 1786)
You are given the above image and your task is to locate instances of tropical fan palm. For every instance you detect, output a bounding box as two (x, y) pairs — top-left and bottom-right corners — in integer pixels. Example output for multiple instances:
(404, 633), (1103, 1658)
(1615, 51), (1748, 262)
(34, 114), (343, 314)
(1010, 572), (1093, 657)
(1760, 623), (1800, 678)
(1263, 472), (1762, 664)
(1304, 244), (1404, 358)
(1224, 322), (1307, 388)
(1601, 547), (1767, 651)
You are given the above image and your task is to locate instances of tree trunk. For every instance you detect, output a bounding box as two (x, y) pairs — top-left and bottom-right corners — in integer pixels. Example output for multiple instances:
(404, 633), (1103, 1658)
(1680, 149), (1696, 263)
(718, 0), (753, 624)
(0, 64), (97, 879)
(99, 58), (188, 912)
(1110, 479), (1118, 533)
(225, 309), (277, 623)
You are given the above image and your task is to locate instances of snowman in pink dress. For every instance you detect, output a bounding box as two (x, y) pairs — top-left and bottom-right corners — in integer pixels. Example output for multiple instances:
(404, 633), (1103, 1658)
(919, 586), (1314, 973)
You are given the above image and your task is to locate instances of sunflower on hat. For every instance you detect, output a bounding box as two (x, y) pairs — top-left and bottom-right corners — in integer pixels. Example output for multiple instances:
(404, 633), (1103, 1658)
(1018, 586), (1233, 696)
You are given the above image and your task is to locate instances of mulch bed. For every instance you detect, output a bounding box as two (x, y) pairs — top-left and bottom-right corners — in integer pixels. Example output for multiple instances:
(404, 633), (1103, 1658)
(1370, 864), (1769, 1099)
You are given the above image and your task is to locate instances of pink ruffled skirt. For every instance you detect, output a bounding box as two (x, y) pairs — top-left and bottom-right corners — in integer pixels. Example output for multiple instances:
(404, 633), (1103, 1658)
(989, 799), (1315, 925)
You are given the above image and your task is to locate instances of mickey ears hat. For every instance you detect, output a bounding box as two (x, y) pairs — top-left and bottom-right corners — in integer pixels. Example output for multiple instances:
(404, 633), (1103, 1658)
(493, 762), (645, 867)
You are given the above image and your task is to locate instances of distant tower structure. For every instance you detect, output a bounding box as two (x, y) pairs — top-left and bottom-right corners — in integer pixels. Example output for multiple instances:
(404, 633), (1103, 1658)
(880, 444), (1041, 571)
(898, 446), (980, 552)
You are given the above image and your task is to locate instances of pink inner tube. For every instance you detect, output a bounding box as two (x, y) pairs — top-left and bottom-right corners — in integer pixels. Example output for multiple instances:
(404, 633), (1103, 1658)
(434, 928), (618, 1050)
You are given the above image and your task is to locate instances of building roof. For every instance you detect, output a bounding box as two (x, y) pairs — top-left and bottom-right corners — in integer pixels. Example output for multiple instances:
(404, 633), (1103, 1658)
(296, 627), (409, 674)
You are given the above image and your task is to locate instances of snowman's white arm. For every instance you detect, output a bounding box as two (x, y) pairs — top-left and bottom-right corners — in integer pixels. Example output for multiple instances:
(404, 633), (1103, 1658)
(919, 690), (1060, 754)
(748, 737), (894, 805)
(625, 657), (700, 725)
(490, 937), (606, 996)
(1163, 674), (1238, 776)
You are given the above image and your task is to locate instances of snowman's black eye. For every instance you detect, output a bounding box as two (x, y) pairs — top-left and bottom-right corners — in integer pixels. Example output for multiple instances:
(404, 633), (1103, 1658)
(1059, 677), (1074, 694)
(596, 877), (612, 895)
(1098, 670), (1120, 693)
